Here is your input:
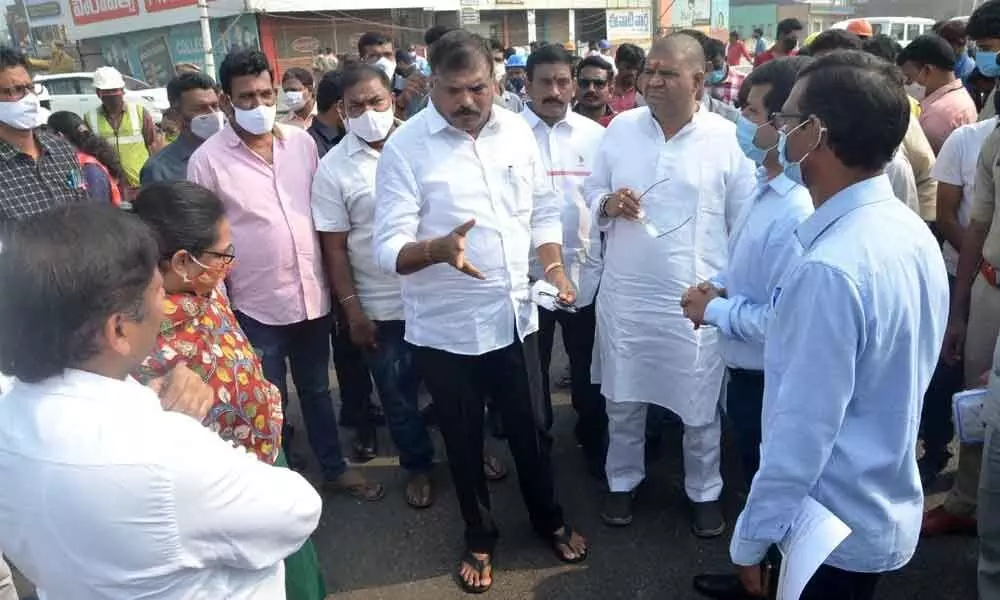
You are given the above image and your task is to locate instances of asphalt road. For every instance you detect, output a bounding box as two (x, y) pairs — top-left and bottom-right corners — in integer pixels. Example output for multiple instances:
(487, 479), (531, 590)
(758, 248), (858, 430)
(11, 344), (981, 600)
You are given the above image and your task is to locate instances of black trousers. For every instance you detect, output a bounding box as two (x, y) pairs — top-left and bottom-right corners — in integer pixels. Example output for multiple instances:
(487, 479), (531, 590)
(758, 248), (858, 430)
(413, 334), (564, 553)
(331, 301), (375, 427)
(538, 304), (607, 466)
(725, 368), (766, 491)
(919, 275), (961, 467)
(800, 564), (881, 600)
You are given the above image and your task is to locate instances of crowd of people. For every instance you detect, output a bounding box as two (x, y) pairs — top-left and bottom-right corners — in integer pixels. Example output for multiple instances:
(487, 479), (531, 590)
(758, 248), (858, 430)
(1, 4), (1000, 599)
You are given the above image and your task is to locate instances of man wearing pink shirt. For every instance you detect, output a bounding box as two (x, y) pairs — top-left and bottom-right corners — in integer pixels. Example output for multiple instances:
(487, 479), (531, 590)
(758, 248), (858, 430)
(188, 50), (382, 500)
(898, 34), (978, 154)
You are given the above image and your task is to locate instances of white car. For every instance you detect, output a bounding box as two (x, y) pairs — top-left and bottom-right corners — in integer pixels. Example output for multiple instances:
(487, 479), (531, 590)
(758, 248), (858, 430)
(34, 72), (169, 124)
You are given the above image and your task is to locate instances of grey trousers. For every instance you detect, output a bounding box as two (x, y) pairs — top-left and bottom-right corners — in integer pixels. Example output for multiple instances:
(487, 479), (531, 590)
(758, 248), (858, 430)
(980, 424), (1000, 599)
(0, 555), (17, 600)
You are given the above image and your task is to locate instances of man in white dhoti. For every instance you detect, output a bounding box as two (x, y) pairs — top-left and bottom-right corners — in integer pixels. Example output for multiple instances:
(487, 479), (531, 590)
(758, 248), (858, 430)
(585, 33), (756, 537)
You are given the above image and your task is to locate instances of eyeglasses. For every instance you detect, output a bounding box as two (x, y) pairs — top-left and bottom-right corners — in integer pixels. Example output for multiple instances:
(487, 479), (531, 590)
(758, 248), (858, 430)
(0, 84), (34, 100)
(770, 111), (808, 131)
(577, 78), (608, 90)
(199, 244), (236, 265)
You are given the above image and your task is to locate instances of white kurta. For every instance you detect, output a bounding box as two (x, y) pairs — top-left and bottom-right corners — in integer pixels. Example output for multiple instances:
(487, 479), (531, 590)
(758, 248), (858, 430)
(584, 106), (756, 426)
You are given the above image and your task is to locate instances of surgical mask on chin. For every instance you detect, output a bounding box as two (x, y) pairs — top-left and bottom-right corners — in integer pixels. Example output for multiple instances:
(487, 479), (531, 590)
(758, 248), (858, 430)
(233, 103), (276, 136)
(976, 51), (1000, 78)
(494, 61), (507, 82)
(190, 111), (225, 139)
(0, 93), (41, 130)
(284, 90), (306, 111)
(705, 68), (726, 86)
(735, 115), (773, 165)
(375, 57), (397, 77)
(905, 82), (926, 101)
(347, 106), (395, 143)
(777, 121), (816, 187)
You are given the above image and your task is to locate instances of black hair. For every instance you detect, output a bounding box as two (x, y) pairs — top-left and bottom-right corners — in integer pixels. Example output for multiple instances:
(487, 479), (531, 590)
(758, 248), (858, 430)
(424, 25), (454, 47)
(0, 46), (29, 72)
(395, 49), (413, 65)
(131, 181), (226, 263)
(777, 18), (804, 37)
(315, 70), (344, 114)
(677, 29), (710, 47)
(730, 30), (740, 39)
(809, 29), (863, 54)
(934, 19), (968, 47)
(575, 55), (614, 80)
(797, 50), (908, 171)
(753, 27), (764, 37)
(358, 32), (392, 57)
(742, 55), (815, 116)
(968, 0), (1000, 41)
(282, 67), (314, 88)
(0, 204), (158, 382)
(526, 43), (575, 80)
(615, 43), (645, 69)
(704, 38), (726, 62)
(47, 111), (125, 183)
(218, 49), (272, 96)
(339, 64), (391, 95)
(863, 33), (903, 63)
(897, 34), (958, 71)
(428, 29), (492, 76)
(166, 72), (217, 107)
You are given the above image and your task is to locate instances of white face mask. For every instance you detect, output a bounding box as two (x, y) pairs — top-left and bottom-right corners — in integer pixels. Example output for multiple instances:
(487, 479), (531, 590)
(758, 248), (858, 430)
(347, 106), (395, 143)
(284, 90), (306, 111)
(374, 57), (397, 77)
(905, 82), (926, 101)
(232, 103), (276, 136)
(0, 93), (41, 130)
(190, 110), (226, 139)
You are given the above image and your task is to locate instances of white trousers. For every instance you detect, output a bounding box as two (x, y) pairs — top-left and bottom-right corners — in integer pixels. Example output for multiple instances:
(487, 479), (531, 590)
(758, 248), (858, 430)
(605, 401), (723, 502)
(0, 554), (17, 600)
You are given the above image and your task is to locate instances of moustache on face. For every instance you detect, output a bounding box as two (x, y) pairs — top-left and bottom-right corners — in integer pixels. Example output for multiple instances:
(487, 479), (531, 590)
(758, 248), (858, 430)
(452, 106), (480, 117)
(542, 97), (563, 105)
(582, 92), (599, 100)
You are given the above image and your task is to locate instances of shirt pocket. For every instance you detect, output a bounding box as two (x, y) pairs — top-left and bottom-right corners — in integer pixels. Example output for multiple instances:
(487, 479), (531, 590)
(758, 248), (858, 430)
(496, 162), (534, 225)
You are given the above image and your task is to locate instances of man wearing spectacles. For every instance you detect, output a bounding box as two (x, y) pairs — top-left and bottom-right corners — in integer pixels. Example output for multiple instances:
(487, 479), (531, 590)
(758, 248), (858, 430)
(574, 55), (616, 127)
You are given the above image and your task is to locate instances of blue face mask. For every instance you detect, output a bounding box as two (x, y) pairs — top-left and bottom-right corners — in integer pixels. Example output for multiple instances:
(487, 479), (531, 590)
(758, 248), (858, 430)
(976, 51), (1000, 78)
(777, 120), (815, 187)
(705, 68), (726, 85)
(736, 115), (774, 165)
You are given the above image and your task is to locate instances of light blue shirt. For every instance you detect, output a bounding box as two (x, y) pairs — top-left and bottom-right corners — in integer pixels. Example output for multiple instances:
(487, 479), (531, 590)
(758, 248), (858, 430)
(704, 172), (813, 370)
(730, 175), (949, 572)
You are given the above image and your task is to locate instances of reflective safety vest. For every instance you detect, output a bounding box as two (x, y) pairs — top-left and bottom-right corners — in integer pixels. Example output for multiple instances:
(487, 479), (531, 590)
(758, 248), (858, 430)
(85, 102), (149, 188)
(76, 151), (123, 206)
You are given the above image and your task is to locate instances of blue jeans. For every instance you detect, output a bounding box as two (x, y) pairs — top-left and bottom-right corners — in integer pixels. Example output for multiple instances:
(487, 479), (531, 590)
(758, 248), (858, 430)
(236, 311), (347, 480)
(367, 320), (434, 472)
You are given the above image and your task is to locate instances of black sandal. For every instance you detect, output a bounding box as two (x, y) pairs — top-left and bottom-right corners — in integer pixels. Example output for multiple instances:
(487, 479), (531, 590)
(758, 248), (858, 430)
(455, 551), (493, 594)
(551, 524), (589, 564)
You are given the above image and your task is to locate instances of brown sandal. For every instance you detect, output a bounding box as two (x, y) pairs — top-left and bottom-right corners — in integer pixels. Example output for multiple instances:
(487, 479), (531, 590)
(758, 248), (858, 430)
(405, 472), (434, 509)
(323, 469), (386, 502)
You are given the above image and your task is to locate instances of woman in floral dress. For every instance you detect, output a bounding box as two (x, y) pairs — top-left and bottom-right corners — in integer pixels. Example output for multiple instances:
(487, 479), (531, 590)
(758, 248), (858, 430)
(130, 180), (325, 600)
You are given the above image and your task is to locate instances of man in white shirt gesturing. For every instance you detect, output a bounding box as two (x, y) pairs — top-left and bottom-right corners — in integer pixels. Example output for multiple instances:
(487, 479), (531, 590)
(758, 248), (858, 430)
(373, 30), (589, 594)
(0, 205), (322, 599)
(585, 33), (756, 536)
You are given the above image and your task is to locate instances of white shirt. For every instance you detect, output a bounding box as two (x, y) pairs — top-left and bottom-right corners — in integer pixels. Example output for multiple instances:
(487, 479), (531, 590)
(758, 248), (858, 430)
(0, 369), (322, 600)
(373, 104), (563, 356)
(312, 131), (404, 321)
(886, 147), (920, 215)
(522, 106), (605, 307)
(931, 117), (997, 275)
(704, 173), (813, 370)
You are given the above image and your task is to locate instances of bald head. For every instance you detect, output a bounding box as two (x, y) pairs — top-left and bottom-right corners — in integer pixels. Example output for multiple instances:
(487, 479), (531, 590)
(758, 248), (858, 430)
(649, 34), (706, 73)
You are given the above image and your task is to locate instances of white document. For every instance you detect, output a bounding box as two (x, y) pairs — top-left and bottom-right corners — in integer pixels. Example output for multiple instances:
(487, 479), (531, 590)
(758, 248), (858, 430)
(776, 497), (852, 600)
(953, 388), (989, 444)
(530, 279), (577, 313)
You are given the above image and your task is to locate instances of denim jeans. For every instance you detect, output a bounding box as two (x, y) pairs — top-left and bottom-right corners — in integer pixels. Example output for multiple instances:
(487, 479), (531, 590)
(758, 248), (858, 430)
(235, 311), (347, 480)
(367, 320), (433, 472)
(332, 301), (376, 428)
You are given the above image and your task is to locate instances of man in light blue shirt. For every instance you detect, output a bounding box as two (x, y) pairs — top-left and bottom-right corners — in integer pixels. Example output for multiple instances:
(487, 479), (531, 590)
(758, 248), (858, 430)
(705, 51), (949, 600)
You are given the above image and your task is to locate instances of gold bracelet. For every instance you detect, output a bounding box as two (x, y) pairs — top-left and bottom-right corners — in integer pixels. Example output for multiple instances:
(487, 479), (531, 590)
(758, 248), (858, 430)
(544, 262), (564, 275)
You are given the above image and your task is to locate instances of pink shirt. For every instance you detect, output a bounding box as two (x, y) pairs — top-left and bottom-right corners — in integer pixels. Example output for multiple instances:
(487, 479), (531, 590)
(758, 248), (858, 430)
(187, 124), (330, 326)
(920, 79), (978, 154)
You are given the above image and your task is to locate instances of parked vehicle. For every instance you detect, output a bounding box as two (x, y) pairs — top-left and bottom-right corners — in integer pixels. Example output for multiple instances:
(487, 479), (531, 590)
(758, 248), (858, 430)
(833, 17), (936, 47)
(33, 72), (168, 123)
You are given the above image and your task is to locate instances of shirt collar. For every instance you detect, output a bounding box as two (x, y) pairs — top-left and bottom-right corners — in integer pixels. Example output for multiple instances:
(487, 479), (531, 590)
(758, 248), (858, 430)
(646, 104), (703, 139)
(522, 104), (576, 131)
(345, 131), (381, 158)
(0, 129), (54, 162)
(795, 174), (894, 249)
(220, 122), (284, 148)
(26, 368), (160, 409)
(765, 172), (797, 197)
(309, 119), (343, 143)
(426, 102), (501, 137)
(922, 78), (965, 107)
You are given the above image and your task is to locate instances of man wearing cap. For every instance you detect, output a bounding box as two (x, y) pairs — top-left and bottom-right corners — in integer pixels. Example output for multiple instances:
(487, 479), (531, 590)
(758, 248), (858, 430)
(846, 19), (874, 40)
(85, 66), (156, 193)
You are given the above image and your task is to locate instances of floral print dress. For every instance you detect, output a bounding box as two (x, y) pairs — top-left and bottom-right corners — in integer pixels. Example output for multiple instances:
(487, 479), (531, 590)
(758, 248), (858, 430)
(136, 289), (283, 464)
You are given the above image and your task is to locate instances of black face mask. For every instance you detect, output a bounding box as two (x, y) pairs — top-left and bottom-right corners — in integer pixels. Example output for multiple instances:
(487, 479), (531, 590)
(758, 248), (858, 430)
(782, 37), (798, 52)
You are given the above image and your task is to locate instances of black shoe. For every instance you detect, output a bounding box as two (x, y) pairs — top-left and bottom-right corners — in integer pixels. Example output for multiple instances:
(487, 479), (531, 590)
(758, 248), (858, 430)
(601, 491), (634, 526)
(352, 426), (377, 462)
(692, 573), (759, 599)
(692, 500), (726, 538)
(918, 453), (949, 489)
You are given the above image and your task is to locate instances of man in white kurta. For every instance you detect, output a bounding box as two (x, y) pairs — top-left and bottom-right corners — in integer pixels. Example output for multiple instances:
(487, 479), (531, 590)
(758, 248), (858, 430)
(584, 34), (756, 536)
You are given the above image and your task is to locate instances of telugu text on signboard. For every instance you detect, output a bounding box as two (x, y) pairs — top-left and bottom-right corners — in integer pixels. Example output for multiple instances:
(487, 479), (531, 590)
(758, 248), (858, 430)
(606, 9), (651, 42)
(70, 0), (139, 26)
